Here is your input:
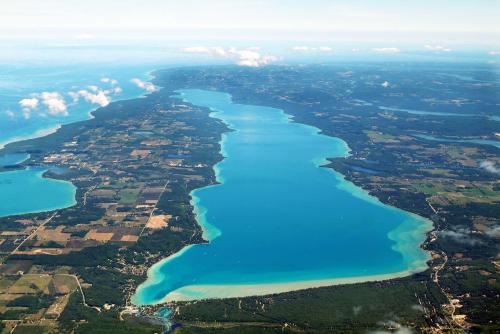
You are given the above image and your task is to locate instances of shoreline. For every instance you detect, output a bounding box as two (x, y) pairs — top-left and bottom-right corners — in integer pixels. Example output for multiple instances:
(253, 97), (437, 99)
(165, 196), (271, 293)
(131, 244), (198, 305)
(133, 88), (434, 306)
(0, 125), (62, 151)
(132, 90), (229, 306)
(159, 268), (425, 303)
(0, 69), (155, 152)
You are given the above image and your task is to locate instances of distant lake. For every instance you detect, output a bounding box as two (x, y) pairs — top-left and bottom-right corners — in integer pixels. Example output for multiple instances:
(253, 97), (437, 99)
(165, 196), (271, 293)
(349, 165), (380, 175)
(379, 106), (474, 117)
(416, 134), (500, 149)
(133, 131), (154, 137)
(379, 106), (499, 123)
(133, 89), (432, 304)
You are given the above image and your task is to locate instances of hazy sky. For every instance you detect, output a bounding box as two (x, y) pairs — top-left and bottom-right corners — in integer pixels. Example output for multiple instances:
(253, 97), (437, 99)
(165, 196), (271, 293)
(2, 0), (500, 45)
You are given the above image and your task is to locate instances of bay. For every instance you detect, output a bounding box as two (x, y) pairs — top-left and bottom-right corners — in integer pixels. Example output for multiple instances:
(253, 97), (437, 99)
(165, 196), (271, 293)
(0, 167), (76, 218)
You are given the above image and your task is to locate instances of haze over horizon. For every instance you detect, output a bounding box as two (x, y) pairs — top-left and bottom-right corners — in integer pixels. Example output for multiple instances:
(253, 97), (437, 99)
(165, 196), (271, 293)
(2, 0), (500, 44)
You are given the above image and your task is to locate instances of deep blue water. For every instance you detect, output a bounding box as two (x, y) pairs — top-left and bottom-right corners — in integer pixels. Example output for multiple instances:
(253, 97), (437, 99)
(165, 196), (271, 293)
(133, 89), (431, 304)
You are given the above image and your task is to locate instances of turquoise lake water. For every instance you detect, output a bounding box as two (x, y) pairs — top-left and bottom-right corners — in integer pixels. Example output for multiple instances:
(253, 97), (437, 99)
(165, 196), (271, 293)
(0, 167), (76, 218)
(0, 153), (30, 167)
(133, 89), (432, 304)
(0, 153), (76, 218)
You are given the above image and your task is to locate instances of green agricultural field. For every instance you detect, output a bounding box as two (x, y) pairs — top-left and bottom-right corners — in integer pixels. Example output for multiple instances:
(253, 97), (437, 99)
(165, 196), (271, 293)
(118, 189), (141, 205)
(0, 278), (14, 293)
(363, 130), (399, 143)
(410, 182), (448, 195)
(8, 275), (52, 295)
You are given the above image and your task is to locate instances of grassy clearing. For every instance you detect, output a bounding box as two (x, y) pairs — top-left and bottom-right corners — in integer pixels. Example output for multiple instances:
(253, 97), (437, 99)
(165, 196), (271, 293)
(364, 130), (399, 143)
(8, 275), (52, 295)
(118, 189), (141, 205)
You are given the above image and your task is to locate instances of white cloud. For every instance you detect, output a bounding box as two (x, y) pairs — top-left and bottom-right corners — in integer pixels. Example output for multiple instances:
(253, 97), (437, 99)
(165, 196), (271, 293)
(19, 97), (39, 119)
(209, 46), (226, 57)
(371, 320), (414, 334)
(76, 89), (110, 107)
(382, 81), (390, 88)
(372, 47), (401, 53)
(183, 46), (211, 53)
(18, 98), (38, 119)
(183, 46), (226, 57)
(182, 46), (279, 67)
(39, 92), (68, 116)
(22, 110), (31, 119)
(480, 160), (499, 174)
(19, 94), (67, 118)
(230, 48), (278, 67)
(131, 78), (157, 92)
(484, 225), (500, 238)
(5, 110), (15, 119)
(68, 91), (80, 103)
(292, 46), (310, 51)
(439, 227), (483, 246)
(69, 81), (122, 107)
(424, 44), (452, 52)
(19, 81), (120, 119)
(19, 98), (39, 109)
(101, 77), (118, 86)
(339, 71), (354, 77)
(489, 51), (500, 55)
(291, 46), (333, 53)
(89, 91), (110, 107)
(370, 328), (413, 334)
(411, 304), (424, 312)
